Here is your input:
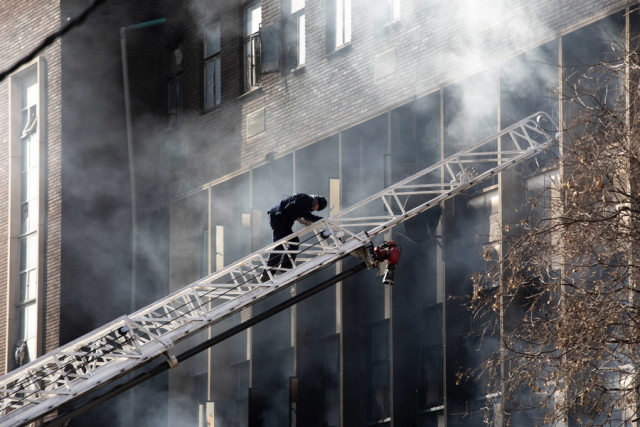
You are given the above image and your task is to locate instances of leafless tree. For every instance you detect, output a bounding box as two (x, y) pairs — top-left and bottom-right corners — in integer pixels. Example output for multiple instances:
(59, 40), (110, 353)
(469, 38), (640, 426)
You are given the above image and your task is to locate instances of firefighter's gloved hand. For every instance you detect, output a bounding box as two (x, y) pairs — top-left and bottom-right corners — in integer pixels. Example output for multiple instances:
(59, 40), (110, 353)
(297, 218), (312, 226)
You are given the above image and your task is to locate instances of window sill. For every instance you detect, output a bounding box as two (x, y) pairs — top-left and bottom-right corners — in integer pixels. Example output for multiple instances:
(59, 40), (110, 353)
(291, 64), (307, 75)
(327, 42), (353, 61)
(237, 87), (264, 101)
(417, 405), (444, 414)
(366, 417), (391, 425)
(383, 18), (402, 31)
(164, 121), (181, 133)
(202, 104), (222, 115)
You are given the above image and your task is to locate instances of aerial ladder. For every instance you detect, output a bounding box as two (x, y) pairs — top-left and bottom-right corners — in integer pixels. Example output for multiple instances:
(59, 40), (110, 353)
(0, 112), (558, 426)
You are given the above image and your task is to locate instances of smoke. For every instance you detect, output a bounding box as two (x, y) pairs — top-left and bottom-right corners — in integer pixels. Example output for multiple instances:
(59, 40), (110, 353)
(50, 1), (633, 426)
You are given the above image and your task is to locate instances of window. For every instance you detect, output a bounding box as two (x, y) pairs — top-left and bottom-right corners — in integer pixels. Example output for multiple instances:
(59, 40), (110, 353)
(322, 334), (340, 426)
(244, 3), (262, 91)
(373, 0), (400, 28)
(18, 71), (38, 370)
(418, 304), (443, 410)
(204, 23), (221, 110)
(167, 43), (184, 127)
(286, 0), (306, 69)
(8, 61), (43, 370)
(335, 0), (351, 47)
(326, 0), (351, 52)
(387, 0), (400, 22)
(367, 320), (390, 422)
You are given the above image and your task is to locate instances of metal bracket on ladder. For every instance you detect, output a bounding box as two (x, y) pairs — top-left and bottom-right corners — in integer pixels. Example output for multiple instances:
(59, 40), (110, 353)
(163, 352), (179, 369)
(0, 112), (558, 427)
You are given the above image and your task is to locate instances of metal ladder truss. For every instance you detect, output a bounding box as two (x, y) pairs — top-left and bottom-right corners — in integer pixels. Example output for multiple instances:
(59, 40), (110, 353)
(0, 112), (557, 426)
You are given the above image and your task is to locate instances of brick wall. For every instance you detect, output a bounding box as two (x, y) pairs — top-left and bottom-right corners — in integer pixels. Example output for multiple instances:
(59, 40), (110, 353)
(0, 0), (62, 370)
(132, 0), (631, 211)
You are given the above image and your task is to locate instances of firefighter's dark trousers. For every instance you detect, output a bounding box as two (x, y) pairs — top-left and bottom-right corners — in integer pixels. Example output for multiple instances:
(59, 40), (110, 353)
(266, 214), (300, 271)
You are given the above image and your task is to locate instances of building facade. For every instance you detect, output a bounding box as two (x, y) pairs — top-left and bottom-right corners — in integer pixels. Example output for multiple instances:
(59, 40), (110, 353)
(0, 0), (637, 426)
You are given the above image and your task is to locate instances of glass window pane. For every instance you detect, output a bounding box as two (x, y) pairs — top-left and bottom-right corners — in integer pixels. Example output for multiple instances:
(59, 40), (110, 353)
(18, 303), (36, 340)
(392, 0), (400, 20)
(214, 56), (221, 106)
(344, 0), (352, 43)
(26, 82), (38, 108)
(336, 0), (344, 47)
(27, 234), (37, 270)
(21, 137), (29, 172)
(27, 269), (37, 301)
(19, 270), (36, 303)
(291, 0), (304, 13)
(26, 304), (37, 339)
(19, 237), (27, 271)
(204, 59), (215, 110)
(18, 307), (27, 340)
(18, 303), (37, 362)
(21, 167), (37, 203)
(27, 167), (38, 201)
(298, 14), (306, 65)
(21, 73), (37, 109)
(29, 129), (38, 167)
(20, 202), (33, 234)
(204, 23), (221, 57)
(19, 272), (28, 303)
(245, 4), (262, 36)
(21, 170), (28, 203)
(20, 234), (38, 272)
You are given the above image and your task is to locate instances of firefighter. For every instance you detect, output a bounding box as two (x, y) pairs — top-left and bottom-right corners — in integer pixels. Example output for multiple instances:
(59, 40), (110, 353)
(261, 194), (327, 281)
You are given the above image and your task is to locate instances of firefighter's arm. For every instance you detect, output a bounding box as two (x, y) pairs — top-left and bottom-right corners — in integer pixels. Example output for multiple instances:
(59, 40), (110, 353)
(302, 213), (322, 222)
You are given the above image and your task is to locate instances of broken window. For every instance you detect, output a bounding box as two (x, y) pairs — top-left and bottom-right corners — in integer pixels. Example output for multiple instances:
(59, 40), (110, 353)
(244, 3), (262, 91)
(326, 0), (351, 52)
(203, 23), (221, 110)
(285, 0), (305, 69)
(259, 23), (279, 73)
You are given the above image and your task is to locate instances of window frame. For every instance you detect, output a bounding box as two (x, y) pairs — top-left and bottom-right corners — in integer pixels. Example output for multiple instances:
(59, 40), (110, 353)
(290, 1), (306, 68)
(326, 0), (352, 54)
(335, 0), (352, 49)
(244, 2), (262, 92)
(166, 42), (184, 128)
(387, 0), (400, 23)
(203, 23), (222, 112)
(6, 57), (46, 371)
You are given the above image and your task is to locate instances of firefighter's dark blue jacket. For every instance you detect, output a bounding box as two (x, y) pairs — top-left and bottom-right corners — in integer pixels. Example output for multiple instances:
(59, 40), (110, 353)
(268, 194), (322, 228)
